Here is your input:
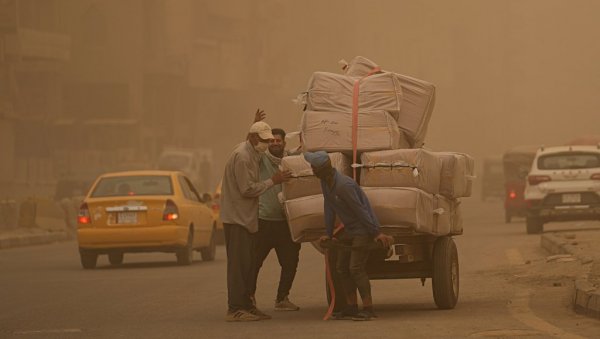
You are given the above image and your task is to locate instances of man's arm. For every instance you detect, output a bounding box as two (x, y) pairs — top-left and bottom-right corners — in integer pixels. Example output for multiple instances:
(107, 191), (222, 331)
(233, 153), (274, 198)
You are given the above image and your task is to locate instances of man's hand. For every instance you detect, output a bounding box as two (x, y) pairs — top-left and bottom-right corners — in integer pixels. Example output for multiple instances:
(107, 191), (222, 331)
(375, 233), (394, 248)
(254, 108), (266, 123)
(271, 169), (292, 184)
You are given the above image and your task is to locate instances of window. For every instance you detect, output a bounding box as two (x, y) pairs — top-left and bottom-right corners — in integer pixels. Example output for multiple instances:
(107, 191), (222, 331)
(179, 175), (201, 202)
(538, 152), (600, 170)
(91, 176), (173, 197)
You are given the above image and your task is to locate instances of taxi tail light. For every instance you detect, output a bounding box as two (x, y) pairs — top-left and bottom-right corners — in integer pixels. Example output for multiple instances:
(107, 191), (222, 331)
(163, 199), (179, 221)
(591, 173), (600, 180)
(78, 203), (91, 224)
(211, 203), (220, 213)
(508, 191), (517, 199)
(528, 175), (551, 186)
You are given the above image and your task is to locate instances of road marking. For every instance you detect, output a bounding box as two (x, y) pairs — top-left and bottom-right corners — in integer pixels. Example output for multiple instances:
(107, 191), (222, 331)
(504, 249), (585, 339)
(508, 290), (585, 339)
(13, 328), (82, 335)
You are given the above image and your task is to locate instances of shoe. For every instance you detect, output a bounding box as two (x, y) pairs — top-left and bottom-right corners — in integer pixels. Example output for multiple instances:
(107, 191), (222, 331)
(352, 310), (376, 321)
(225, 309), (261, 322)
(248, 307), (272, 320)
(274, 297), (300, 311)
(332, 305), (358, 320)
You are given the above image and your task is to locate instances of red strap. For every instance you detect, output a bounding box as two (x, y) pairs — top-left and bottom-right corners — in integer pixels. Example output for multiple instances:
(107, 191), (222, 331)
(323, 249), (336, 320)
(323, 223), (345, 320)
(351, 67), (381, 180)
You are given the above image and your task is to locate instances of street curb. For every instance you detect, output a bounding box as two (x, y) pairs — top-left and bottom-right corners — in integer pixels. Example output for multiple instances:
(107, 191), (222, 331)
(540, 232), (599, 320)
(0, 231), (70, 250)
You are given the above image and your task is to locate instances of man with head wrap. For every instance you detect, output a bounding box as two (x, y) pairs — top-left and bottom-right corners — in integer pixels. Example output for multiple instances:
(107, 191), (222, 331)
(220, 113), (292, 322)
(304, 151), (393, 321)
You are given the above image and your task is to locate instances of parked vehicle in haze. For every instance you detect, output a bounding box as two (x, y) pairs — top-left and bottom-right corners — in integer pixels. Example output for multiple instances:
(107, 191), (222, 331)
(157, 148), (213, 194)
(481, 156), (504, 201)
(502, 146), (538, 223)
(77, 170), (217, 269)
(524, 145), (600, 234)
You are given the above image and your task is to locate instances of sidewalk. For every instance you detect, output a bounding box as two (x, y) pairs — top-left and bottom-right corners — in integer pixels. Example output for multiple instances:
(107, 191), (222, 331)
(0, 226), (71, 250)
(541, 229), (600, 319)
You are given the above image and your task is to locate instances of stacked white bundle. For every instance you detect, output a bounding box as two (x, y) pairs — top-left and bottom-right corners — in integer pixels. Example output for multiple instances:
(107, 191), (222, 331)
(360, 148), (442, 194)
(280, 152), (351, 200)
(300, 110), (409, 152)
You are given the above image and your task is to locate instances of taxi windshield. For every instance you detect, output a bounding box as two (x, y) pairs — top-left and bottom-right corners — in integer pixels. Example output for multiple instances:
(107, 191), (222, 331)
(91, 175), (173, 197)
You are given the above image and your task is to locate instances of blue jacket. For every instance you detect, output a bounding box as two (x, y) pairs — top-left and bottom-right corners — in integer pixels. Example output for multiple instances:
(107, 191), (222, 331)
(321, 169), (381, 237)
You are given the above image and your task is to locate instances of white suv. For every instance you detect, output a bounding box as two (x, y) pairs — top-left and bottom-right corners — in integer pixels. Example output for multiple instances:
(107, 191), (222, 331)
(524, 145), (600, 234)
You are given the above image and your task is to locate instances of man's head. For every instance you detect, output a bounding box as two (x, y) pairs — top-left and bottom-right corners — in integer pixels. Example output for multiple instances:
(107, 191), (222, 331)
(248, 121), (274, 153)
(269, 128), (286, 158)
(303, 151), (333, 179)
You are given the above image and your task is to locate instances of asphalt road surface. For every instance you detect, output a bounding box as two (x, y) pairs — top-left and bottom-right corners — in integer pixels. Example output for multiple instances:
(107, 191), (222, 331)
(1, 200), (599, 338)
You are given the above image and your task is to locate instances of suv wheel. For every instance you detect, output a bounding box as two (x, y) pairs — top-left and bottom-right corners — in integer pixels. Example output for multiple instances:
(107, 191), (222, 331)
(526, 216), (543, 234)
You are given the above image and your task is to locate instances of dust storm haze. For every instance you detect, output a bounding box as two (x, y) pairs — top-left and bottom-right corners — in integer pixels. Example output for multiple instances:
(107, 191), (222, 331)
(1, 0), (599, 196)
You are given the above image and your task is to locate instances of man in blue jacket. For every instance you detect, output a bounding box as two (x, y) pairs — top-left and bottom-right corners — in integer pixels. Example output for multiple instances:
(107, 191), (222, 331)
(304, 151), (392, 321)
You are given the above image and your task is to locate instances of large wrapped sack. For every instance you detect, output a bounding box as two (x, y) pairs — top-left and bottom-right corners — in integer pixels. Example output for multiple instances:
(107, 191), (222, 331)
(436, 196), (463, 235)
(435, 152), (475, 198)
(362, 187), (453, 236)
(360, 148), (442, 195)
(284, 194), (329, 243)
(342, 57), (436, 148)
(301, 110), (409, 152)
(281, 152), (351, 200)
(304, 72), (403, 119)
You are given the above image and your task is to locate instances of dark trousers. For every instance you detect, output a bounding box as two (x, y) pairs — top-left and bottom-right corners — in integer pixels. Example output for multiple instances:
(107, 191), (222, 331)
(250, 219), (301, 302)
(224, 223), (257, 312)
(336, 233), (372, 302)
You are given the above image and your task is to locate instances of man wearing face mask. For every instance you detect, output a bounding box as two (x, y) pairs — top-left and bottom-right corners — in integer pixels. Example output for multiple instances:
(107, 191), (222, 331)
(221, 115), (292, 322)
(248, 122), (302, 312)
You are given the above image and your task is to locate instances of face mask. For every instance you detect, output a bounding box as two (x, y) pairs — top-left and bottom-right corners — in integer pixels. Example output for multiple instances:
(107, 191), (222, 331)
(254, 141), (269, 153)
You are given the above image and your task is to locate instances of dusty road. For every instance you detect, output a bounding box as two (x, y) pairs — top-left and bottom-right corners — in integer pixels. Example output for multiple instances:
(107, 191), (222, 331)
(1, 200), (598, 338)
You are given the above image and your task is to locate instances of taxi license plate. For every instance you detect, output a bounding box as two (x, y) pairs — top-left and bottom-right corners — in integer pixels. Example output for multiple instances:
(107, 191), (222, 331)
(117, 212), (137, 224)
(562, 193), (581, 204)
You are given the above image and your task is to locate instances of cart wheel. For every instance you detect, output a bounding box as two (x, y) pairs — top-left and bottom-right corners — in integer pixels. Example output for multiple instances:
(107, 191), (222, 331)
(432, 236), (459, 309)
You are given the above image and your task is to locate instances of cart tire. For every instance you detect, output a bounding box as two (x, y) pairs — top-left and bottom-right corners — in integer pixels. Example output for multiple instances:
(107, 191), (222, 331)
(432, 236), (459, 310)
(526, 217), (543, 234)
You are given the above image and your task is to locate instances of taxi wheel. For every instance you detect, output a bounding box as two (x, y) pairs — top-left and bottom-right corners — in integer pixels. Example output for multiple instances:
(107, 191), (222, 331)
(80, 253), (98, 269)
(200, 227), (216, 261)
(108, 252), (124, 266)
(176, 227), (194, 265)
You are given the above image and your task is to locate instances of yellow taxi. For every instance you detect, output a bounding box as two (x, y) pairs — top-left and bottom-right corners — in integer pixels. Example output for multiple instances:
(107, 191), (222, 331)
(77, 170), (217, 269)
